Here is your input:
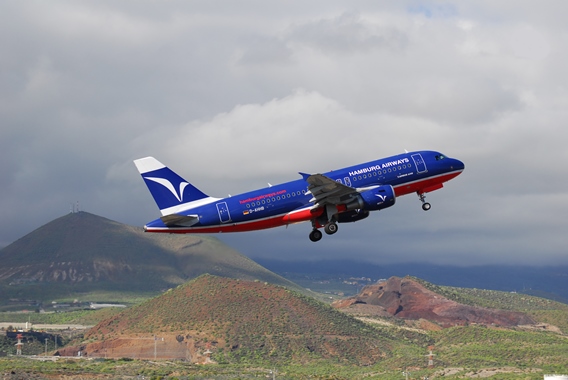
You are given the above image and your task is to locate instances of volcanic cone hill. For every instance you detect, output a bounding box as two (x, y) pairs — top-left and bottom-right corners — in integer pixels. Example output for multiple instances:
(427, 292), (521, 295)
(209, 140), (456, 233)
(0, 212), (304, 301)
(67, 275), (399, 364)
(332, 276), (536, 327)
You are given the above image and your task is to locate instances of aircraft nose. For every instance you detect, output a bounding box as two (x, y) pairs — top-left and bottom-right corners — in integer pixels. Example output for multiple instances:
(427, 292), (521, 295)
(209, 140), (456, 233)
(452, 158), (465, 172)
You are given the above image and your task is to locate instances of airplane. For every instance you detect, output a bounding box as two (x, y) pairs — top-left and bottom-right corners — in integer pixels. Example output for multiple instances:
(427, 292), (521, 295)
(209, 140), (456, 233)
(134, 150), (464, 242)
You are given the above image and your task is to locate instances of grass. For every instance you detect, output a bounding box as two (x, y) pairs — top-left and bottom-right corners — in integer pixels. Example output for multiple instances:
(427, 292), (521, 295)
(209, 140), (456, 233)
(1, 347), (566, 380)
(0, 308), (125, 326)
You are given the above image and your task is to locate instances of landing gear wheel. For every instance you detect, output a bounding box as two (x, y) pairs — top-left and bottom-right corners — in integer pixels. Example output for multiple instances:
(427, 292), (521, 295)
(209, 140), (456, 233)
(324, 223), (338, 235)
(417, 192), (431, 211)
(309, 229), (323, 242)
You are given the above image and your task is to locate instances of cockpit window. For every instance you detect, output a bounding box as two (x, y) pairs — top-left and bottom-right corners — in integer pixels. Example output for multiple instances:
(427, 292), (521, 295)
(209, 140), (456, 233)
(435, 154), (446, 161)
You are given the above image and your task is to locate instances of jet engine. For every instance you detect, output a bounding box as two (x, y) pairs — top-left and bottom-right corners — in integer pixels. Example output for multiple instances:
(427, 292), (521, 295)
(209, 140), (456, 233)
(341, 185), (396, 212)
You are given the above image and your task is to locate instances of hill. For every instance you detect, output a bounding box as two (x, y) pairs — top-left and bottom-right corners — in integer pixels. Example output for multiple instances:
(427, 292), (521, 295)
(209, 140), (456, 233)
(415, 277), (568, 333)
(0, 212), (305, 304)
(332, 276), (568, 334)
(59, 274), (405, 365)
(4, 275), (568, 377)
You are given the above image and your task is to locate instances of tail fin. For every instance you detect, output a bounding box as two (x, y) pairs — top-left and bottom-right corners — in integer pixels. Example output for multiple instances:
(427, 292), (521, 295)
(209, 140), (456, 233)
(134, 157), (210, 215)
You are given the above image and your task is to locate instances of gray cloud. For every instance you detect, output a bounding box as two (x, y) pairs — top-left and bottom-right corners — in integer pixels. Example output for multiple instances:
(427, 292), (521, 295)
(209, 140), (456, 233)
(1, 1), (566, 266)
(286, 12), (409, 54)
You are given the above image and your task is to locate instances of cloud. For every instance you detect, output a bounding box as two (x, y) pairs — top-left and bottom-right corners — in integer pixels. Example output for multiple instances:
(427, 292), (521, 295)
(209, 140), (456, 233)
(1, 1), (567, 266)
(286, 12), (409, 54)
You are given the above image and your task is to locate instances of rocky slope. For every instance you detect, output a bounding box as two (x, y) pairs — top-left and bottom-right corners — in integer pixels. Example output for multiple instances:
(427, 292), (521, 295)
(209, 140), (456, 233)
(332, 276), (535, 327)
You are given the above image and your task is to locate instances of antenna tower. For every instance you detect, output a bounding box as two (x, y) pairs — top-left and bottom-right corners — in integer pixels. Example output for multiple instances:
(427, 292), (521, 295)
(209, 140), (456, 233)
(15, 334), (23, 355)
(425, 345), (436, 368)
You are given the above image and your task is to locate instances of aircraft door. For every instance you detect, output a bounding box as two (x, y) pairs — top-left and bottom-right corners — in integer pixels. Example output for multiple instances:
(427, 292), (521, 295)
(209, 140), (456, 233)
(411, 154), (427, 173)
(343, 177), (352, 187)
(216, 202), (231, 223)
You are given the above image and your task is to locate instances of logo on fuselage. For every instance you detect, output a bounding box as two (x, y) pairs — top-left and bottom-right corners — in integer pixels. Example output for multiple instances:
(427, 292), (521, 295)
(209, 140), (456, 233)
(144, 176), (189, 202)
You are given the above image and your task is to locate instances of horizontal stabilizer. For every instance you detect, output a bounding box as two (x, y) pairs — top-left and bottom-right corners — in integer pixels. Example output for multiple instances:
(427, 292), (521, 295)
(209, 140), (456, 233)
(160, 214), (200, 227)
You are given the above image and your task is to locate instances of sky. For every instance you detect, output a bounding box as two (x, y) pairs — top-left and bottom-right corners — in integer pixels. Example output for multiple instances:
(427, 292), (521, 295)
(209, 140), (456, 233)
(1, 1), (567, 266)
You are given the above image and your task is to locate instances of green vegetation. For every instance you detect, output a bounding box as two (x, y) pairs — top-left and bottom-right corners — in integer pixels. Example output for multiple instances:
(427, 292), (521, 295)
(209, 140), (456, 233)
(0, 308), (124, 325)
(0, 335), (48, 356)
(0, 358), (424, 379)
(1, 321), (567, 379)
(432, 325), (568, 369)
(1, 275), (567, 378)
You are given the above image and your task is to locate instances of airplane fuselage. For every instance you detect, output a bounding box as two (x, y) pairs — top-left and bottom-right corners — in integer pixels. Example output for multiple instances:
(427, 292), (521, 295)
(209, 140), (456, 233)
(138, 150), (464, 241)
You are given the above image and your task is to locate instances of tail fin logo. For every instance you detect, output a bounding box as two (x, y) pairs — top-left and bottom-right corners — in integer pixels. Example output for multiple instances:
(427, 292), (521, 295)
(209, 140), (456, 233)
(144, 176), (189, 203)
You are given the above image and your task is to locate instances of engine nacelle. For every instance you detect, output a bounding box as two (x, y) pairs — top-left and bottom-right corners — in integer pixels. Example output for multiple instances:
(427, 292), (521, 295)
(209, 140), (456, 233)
(342, 185), (396, 212)
(359, 185), (396, 210)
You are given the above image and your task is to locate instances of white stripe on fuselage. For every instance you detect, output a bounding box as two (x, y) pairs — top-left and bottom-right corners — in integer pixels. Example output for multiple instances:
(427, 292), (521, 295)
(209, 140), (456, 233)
(160, 196), (220, 216)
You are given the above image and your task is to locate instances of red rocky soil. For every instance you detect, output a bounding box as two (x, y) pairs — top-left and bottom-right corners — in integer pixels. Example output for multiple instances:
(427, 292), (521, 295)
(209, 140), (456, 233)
(332, 276), (535, 327)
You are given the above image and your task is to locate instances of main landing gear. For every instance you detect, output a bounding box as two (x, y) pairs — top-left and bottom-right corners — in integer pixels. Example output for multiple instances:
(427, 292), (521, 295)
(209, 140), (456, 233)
(309, 222), (338, 242)
(309, 229), (323, 242)
(324, 222), (338, 235)
(418, 191), (431, 211)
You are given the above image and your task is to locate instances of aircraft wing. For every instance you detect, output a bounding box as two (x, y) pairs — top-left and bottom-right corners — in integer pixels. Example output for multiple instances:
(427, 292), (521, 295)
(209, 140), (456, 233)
(300, 173), (358, 207)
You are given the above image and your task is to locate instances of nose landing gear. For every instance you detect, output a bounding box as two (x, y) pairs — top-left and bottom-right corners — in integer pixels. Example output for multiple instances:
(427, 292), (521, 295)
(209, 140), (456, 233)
(418, 191), (431, 211)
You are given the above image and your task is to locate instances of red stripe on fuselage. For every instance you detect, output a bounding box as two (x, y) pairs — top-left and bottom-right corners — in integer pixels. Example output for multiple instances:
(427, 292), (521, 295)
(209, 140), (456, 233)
(393, 170), (462, 197)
